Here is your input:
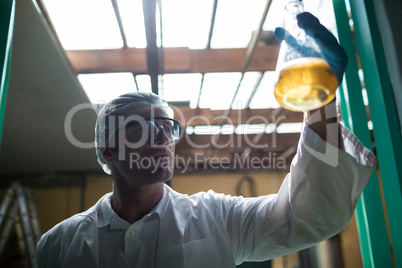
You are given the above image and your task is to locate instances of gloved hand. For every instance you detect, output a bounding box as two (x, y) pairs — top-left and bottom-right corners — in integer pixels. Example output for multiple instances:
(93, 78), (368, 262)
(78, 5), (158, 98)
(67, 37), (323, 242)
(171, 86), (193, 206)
(274, 12), (348, 84)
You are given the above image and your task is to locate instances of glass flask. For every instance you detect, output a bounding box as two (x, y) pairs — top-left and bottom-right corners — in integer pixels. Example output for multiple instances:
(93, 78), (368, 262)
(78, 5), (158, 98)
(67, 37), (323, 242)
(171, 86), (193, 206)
(274, 1), (338, 112)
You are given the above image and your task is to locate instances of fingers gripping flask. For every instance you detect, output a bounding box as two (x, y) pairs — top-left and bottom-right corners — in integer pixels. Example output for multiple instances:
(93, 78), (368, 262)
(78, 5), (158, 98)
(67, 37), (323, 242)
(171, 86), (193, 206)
(274, 1), (338, 111)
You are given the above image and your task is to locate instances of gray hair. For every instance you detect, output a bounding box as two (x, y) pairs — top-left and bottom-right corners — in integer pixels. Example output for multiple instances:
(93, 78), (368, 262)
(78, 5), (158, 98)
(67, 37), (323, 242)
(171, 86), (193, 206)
(95, 91), (172, 174)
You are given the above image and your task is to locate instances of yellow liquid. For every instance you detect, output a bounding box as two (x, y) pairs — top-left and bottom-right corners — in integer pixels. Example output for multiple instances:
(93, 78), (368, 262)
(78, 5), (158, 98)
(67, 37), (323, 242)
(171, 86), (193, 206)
(274, 58), (338, 111)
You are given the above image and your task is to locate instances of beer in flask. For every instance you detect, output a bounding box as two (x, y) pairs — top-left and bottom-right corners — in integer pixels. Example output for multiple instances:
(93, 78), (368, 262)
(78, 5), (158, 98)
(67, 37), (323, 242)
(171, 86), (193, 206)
(274, 1), (338, 112)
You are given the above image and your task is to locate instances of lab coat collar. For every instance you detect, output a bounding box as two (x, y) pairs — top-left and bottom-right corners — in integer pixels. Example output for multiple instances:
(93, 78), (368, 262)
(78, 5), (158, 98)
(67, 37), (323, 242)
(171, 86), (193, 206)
(82, 184), (191, 267)
(97, 184), (169, 229)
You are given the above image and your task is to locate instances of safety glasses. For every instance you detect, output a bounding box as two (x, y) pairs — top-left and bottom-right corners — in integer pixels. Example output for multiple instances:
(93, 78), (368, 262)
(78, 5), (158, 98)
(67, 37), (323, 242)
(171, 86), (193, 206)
(124, 117), (180, 142)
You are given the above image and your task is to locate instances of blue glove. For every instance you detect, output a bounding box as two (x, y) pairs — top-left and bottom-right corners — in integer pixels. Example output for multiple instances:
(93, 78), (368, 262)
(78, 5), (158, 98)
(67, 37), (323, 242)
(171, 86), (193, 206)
(274, 12), (348, 84)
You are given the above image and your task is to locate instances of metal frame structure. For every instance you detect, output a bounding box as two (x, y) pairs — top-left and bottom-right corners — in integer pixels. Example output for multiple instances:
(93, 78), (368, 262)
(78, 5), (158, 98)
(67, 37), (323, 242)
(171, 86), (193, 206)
(333, 0), (402, 266)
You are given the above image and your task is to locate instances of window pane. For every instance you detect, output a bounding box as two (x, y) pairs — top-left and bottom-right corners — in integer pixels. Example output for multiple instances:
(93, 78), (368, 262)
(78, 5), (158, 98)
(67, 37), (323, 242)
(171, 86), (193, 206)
(162, 73), (202, 102)
(198, 73), (242, 110)
(42, 0), (123, 50)
(78, 73), (136, 104)
(116, 0), (147, 48)
(231, 72), (263, 110)
(161, 0), (214, 49)
(276, 122), (303, 134)
(193, 125), (221, 135)
(210, 0), (267, 48)
(262, 0), (286, 31)
(235, 124), (267, 135)
(135, 75), (152, 93)
(248, 72), (280, 109)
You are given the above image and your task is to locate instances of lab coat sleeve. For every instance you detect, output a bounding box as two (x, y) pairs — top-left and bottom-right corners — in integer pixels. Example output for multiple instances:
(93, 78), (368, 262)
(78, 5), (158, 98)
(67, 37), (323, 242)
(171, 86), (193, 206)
(228, 122), (376, 264)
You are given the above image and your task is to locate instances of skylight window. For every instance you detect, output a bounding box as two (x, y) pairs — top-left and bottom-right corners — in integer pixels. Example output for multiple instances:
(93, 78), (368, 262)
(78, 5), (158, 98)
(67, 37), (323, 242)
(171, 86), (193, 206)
(231, 72), (263, 110)
(190, 125), (235, 135)
(135, 75), (153, 93)
(235, 124), (266, 135)
(186, 123), (277, 136)
(161, 73), (202, 102)
(193, 125), (221, 135)
(248, 72), (280, 109)
(265, 123), (277, 134)
(186, 126), (194, 135)
(161, 0), (214, 49)
(197, 72), (242, 110)
(210, 0), (268, 48)
(221, 125), (235, 135)
(116, 0), (147, 48)
(262, 0), (286, 31)
(77, 73), (137, 104)
(276, 122), (303, 134)
(42, 0), (337, 118)
(42, 0), (123, 50)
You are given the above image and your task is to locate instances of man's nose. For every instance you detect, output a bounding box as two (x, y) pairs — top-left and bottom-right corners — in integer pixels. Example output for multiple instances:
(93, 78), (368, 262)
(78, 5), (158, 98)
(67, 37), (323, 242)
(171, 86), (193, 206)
(154, 126), (171, 145)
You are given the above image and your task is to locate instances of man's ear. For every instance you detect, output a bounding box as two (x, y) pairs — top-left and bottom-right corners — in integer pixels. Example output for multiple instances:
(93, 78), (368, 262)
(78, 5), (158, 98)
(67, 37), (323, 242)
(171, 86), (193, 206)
(102, 147), (115, 163)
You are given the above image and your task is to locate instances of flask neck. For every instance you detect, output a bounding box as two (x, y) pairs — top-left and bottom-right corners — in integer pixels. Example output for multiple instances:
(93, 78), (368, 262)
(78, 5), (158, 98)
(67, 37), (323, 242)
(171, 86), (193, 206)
(285, 1), (304, 16)
(284, 1), (304, 39)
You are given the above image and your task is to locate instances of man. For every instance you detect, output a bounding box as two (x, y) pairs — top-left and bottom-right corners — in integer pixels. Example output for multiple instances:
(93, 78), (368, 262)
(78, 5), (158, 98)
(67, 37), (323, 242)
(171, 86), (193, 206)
(36, 13), (377, 267)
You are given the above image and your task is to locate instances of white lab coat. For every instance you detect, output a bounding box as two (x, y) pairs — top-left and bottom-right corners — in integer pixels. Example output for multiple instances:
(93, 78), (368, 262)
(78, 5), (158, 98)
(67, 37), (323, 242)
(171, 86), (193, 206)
(36, 123), (376, 267)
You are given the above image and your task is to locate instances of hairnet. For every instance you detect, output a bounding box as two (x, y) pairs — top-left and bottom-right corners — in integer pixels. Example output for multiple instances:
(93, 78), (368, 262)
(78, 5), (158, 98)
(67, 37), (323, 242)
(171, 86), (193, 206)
(95, 91), (174, 175)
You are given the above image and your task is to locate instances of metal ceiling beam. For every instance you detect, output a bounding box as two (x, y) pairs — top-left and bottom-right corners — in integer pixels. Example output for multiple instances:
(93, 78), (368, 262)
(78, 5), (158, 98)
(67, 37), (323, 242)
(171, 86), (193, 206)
(156, 0), (165, 97)
(172, 106), (302, 126)
(158, 0), (165, 74)
(238, 107), (283, 162)
(236, 0), (278, 161)
(195, 74), (205, 108)
(245, 72), (265, 109)
(242, 0), (274, 72)
(205, 0), (274, 159)
(197, 0), (219, 107)
(142, 0), (159, 95)
(133, 75), (140, 91)
(206, 0), (219, 49)
(111, 0), (128, 48)
(111, 0), (142, 93)
(66, 46), (279, 74)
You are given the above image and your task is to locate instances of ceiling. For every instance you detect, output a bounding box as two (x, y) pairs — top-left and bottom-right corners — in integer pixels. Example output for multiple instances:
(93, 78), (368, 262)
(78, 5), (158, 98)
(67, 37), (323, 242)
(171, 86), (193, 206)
(0, 0), (339, 175)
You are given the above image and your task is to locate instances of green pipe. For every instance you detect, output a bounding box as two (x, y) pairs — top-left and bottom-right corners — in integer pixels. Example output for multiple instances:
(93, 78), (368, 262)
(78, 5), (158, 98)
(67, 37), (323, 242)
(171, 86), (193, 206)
(349, 0), (402, 266)
(0, 0), (15, 148)
(332, 0), (394, 267)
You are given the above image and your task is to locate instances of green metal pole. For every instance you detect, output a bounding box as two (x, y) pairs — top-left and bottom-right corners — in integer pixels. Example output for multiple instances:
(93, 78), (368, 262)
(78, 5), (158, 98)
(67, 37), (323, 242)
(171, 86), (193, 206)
(332, 1), (394, 267)
(0, 0), (15, 149)
(350, 0), (402, 266)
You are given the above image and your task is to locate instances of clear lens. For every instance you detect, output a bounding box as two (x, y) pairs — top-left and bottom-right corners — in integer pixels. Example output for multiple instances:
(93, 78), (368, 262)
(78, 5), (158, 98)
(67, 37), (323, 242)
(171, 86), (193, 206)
(117, 117), (180, 144)
(149, 118), (180, 141)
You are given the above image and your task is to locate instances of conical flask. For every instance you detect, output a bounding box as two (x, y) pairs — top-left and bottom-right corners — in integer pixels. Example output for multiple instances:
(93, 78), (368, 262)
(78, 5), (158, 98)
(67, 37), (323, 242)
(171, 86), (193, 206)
(274, 1), (338, 112)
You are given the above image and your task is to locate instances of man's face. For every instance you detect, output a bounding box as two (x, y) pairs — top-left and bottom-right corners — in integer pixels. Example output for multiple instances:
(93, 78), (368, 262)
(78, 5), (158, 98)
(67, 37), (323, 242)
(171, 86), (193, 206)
(106, 108), (177, 187)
